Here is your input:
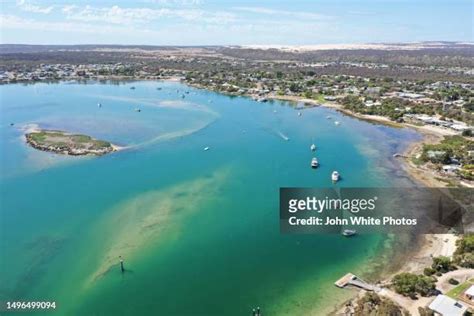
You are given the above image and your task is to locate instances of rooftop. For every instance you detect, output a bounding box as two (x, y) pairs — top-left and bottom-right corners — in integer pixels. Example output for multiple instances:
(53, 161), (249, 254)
(466, 285), (474, 297)
(428, 294), (468, 316)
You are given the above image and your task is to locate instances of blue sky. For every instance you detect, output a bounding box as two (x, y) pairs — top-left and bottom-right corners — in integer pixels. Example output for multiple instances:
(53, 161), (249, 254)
(0, 0), (472, 45)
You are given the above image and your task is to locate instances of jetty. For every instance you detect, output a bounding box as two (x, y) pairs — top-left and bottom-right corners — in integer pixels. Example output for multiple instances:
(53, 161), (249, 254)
(334, 273), (381, 292)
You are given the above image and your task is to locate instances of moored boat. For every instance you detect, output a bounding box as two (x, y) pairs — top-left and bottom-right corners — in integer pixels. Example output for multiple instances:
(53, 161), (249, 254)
(311, 157), (319, 168)
(342, 229), (356, 237)
(331, 171), (340, 182)
(310, 144), (316, 151)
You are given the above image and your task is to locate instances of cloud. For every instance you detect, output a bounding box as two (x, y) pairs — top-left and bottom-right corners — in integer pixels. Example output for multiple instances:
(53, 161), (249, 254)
(63, 5), (236, 25)
(16, 0), (54, 14)
(141, 0), (202, 5)
(0, 14), (131, 34)
(233, 6), (332, 20)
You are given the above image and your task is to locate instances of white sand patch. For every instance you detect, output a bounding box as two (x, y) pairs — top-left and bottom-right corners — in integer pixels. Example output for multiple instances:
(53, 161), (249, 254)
(86, 167), (231, 284)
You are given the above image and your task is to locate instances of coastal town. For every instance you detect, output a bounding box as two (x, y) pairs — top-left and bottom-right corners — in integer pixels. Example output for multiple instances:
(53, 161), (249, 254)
(3, 0), (474, 314)
(1, 43), (473, 316)
(2, 46), (473, 188)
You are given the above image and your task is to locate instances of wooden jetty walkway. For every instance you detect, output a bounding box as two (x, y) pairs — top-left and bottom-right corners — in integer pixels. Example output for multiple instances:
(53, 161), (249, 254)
(335, 273), (381, 292)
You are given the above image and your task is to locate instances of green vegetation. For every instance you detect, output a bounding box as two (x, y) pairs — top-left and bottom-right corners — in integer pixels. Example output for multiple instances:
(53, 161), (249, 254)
(340, 96), (408, 121)
(25, 130), (114, 156)
(421, 136), (474, 172)
(431, 256), (456, 273)
(446, 278), (474, 299)
(454, 234), (474, 268)
(391, 272), (436, 297)
(423, 267), (436, 276)
(354, 292), (407, 316)
(459, 164), (474, 180)
(448, 278), (459, 285)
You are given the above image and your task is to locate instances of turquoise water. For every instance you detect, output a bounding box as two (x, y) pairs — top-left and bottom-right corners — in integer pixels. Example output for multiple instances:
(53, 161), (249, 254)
(0, 81), (420, 315)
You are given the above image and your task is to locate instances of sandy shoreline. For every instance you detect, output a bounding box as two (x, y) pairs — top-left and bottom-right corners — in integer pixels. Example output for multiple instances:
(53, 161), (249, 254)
(21, 124), (126, 155)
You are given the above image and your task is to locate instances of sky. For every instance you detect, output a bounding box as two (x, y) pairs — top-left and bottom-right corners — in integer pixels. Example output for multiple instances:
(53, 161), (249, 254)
(0, 0), (472, 45)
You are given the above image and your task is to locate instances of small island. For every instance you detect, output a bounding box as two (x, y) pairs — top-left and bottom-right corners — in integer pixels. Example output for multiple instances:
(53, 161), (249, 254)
(25, 130), (116, 156)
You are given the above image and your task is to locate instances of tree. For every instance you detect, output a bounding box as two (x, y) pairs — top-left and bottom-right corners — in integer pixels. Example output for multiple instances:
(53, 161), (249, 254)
(432, 256), (455, 273)
(454, 234), (474, 268)
(392, 273), (436, 297)
(423, 267), (436, 276)
(289, 82), (301, 93)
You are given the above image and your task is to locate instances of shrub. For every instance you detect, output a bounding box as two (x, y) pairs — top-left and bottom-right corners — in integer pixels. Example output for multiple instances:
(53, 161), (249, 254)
(448, 278), (459, 285)
(392, 273), (436, 297)
(423, 267), (436, 276)
(432, 256), (456, 273)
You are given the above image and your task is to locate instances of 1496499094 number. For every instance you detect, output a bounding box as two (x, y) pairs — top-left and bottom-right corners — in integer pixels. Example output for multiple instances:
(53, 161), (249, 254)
(6, 301), (56, 310)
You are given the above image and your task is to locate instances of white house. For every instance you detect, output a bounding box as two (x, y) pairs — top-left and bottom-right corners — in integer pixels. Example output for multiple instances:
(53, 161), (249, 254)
(428, 295), (468, 316)
(442, 165), (461, 174)
(466, 285), (474, 300)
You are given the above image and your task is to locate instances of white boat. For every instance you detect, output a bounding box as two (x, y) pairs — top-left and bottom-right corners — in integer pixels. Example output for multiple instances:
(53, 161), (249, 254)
(257, 98), (268, 102)
(298, 112), (302, 116)
(310, 144), (316, 151)
(331, 171), (340, 182)
(135, 108), (141, 112)
(204, 146), (210, 151)
(311, 158), (319, 168)
(326, 116), (331, 119)
(334, 121), (340, 126)
(342, 229), (356, 237)
(97, 103), (102, 108)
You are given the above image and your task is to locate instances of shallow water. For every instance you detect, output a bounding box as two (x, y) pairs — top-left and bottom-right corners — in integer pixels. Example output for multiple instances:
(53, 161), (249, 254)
(0, 80), (421, 315)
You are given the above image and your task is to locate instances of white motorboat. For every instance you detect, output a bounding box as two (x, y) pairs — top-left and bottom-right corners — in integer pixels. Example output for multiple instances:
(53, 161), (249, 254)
(334, 121), (340, 126)
(298, 112), (302, 116)
(311, 158), (319, 168)
(204, 146), (210, 151)
(135, 108), (141, 112)
(310, 144), (316, 151)
(342, 229), (356, 237)
(97, 103), (102, 108)
(331, 171), (340, 182)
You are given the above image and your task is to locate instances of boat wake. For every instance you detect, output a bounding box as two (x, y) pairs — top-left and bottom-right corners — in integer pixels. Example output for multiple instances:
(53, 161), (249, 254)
(277, 131), (290, 141)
